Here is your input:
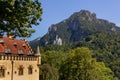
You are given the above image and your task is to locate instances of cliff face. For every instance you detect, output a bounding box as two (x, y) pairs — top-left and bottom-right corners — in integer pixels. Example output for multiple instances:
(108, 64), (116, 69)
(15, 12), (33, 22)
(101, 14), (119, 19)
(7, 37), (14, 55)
(30, 10), (120, 47)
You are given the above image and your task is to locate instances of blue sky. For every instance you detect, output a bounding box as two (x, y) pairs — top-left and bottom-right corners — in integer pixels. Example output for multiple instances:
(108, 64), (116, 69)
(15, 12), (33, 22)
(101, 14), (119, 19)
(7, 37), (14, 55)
(27, 0), (120, 41)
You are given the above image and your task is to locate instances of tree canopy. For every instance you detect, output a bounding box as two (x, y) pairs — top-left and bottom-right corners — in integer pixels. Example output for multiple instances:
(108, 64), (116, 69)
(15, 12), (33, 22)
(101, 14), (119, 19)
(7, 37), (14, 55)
(0, 0), (42, 37)
(40, 50), (67, 80)
(59, 47), (114, 80)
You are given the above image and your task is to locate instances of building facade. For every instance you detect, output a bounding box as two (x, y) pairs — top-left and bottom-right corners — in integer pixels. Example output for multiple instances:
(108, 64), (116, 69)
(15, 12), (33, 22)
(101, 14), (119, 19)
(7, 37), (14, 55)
(0, 36), (41, 80)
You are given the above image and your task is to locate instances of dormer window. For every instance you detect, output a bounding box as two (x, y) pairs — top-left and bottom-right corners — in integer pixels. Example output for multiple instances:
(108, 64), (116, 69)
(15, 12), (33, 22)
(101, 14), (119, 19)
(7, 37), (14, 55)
(13, 42), (17, 46)
(18, 50), (23, 54)
(5, 48), (11, 54)
(0, 39), (4, 44)
(27, 51), (32, 55)
(22, 44), (26, 47)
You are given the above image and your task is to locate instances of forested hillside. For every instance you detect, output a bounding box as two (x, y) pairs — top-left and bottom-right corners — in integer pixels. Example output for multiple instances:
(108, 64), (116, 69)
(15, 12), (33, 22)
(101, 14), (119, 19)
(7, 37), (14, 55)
(75, 32), (120, 79)
(40, 46), (114, 80)
(39, 32), (120, 79)
(30, 10), (120, 80)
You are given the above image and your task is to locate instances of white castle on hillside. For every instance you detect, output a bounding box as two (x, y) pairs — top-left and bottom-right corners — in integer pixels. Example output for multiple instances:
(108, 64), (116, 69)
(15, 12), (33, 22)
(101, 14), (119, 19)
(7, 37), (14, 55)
(54, 35), (62, 45)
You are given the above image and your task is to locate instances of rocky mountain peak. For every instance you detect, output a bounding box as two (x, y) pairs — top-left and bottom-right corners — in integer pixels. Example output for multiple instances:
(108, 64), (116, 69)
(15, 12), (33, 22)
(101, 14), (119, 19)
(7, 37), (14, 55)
(30, 10), (120, 47)
(69, 10), (97, 21)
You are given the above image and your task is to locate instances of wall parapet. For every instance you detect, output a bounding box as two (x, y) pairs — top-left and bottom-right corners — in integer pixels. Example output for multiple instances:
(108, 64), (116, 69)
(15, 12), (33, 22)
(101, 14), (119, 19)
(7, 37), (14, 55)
(0, 55), (38, 61)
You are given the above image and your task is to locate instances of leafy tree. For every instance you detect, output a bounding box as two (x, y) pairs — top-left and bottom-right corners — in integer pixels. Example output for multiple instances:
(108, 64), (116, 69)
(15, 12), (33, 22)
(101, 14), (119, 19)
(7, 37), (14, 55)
(75, 32), (120, 79)
(109, 59), (120, 80)
(40, 50), (67, 80)
(59, 47), (114, 80)
(40, 64), (59, 80)
(0, 0), (42, 37)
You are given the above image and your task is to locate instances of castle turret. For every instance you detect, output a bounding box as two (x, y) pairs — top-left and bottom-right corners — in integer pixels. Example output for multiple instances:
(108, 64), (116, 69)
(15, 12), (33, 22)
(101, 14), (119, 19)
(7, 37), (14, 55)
(35, 46), (41, 56)
(35, 46), (41, 66)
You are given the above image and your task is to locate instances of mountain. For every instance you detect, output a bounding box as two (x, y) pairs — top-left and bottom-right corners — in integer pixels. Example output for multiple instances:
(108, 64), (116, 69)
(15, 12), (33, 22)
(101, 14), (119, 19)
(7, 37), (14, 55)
(30, 10), (120, 79)
(29, 37), (41, 48)
(30, 10), (120, 47)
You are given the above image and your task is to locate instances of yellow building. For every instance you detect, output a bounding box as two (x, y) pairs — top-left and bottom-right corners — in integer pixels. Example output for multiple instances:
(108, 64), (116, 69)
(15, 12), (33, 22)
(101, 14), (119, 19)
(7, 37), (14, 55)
(0, 36), (41, 80)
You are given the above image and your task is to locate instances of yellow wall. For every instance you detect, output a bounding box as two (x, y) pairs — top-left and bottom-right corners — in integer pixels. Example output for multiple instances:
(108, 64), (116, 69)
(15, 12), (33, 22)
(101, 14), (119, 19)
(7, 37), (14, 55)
(0, 55), (40, 80)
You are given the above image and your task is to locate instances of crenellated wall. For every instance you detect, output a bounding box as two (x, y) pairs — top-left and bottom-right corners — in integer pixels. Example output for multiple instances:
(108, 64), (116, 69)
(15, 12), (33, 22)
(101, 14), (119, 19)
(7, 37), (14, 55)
(0, 55), (41, 80)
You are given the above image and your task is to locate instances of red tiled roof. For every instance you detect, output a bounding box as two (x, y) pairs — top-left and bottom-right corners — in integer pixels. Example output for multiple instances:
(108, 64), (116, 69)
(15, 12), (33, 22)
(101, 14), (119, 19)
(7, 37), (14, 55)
(0, 36), (33, 55)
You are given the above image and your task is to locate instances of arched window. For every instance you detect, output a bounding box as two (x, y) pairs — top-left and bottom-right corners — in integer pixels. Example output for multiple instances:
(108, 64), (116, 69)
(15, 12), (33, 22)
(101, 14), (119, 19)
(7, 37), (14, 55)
(0, 66), (5, 78)
(28, 65), (33, 75)
(18, 65), (24, 75)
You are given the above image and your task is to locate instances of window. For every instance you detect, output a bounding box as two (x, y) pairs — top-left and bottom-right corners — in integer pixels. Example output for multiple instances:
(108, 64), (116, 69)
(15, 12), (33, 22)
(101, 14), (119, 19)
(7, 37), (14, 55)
(27, 51), (32, 55)
(28, 65), (33, 75)
(18, 50), (23, 54)
(22, 44), (26, 47)
(0, 38), (4, 44)
(18, 65), (24, 75)
(0, 66), (5, 78)
(5, 48), (11, 53)
(13, 42), (17, 46)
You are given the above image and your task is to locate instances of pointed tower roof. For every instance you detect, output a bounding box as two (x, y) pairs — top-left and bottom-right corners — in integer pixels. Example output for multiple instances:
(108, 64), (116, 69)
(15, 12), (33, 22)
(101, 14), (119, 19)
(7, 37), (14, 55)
(35, 46), (40, 56)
